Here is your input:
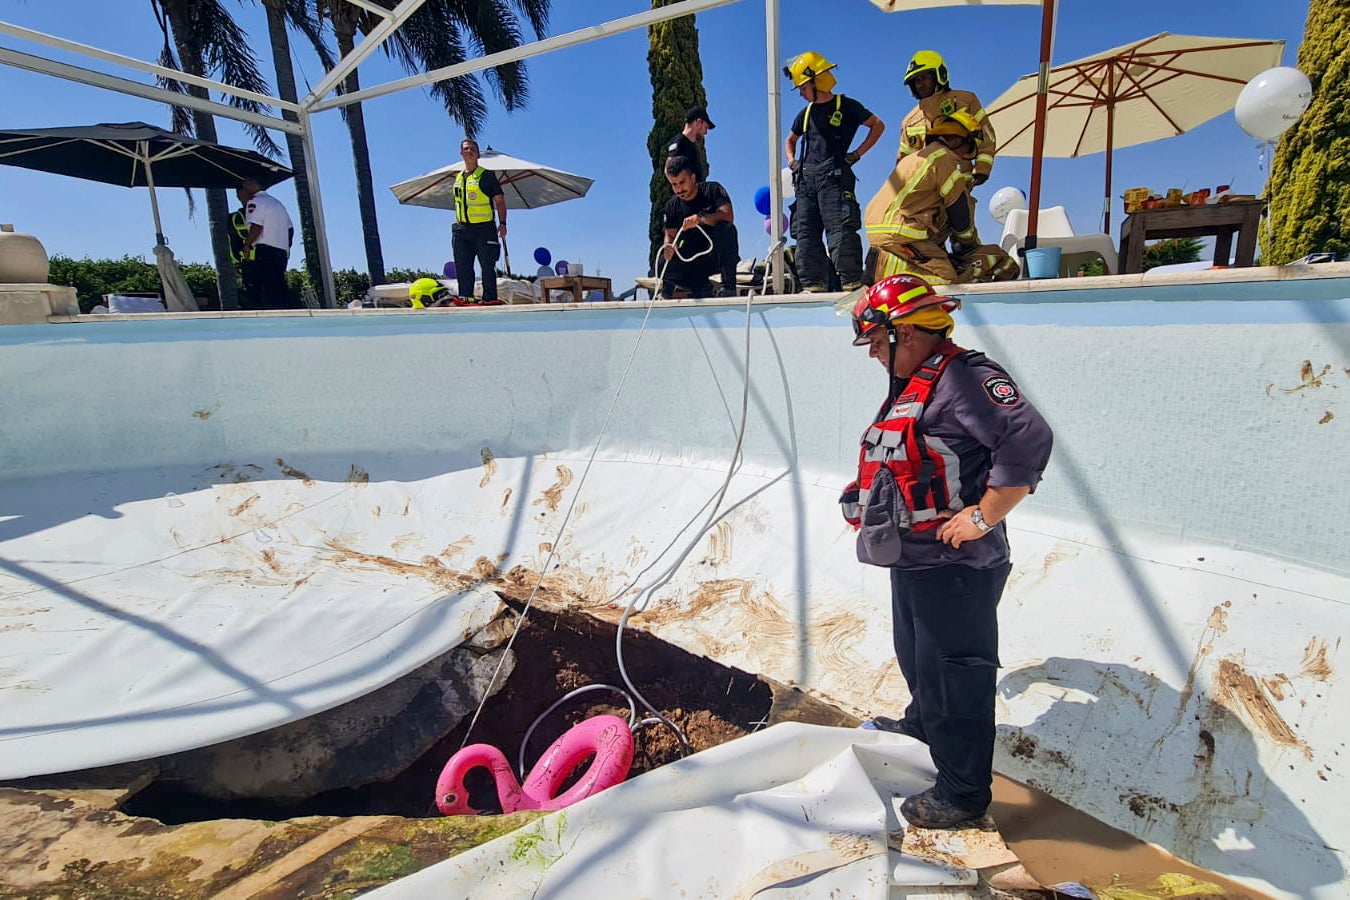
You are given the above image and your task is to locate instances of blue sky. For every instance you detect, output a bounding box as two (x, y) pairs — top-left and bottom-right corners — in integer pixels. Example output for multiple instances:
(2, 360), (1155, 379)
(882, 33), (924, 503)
(0, 0), (1311, 292)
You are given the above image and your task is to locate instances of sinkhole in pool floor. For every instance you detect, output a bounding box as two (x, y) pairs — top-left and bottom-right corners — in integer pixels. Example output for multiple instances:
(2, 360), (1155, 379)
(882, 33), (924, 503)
(122, 599), (783, 824)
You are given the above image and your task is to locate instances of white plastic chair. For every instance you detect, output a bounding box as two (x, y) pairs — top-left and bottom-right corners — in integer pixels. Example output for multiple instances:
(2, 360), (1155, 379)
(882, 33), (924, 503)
(1000, 206), (1119, 276)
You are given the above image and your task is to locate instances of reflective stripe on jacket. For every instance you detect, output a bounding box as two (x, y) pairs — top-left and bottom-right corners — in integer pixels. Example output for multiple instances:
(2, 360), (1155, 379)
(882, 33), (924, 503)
(454, 167), (495, 224)
(896, 89), (997, 180)
(864, 144), (969, 251)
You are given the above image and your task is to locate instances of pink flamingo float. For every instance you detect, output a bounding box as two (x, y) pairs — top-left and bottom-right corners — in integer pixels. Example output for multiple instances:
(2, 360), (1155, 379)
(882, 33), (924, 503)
(435, 714), (634, 816)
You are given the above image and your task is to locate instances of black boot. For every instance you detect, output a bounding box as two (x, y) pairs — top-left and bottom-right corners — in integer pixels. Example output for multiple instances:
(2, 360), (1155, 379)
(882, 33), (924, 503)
(900, 787), (987, 830)
(865, 715), (926, 744)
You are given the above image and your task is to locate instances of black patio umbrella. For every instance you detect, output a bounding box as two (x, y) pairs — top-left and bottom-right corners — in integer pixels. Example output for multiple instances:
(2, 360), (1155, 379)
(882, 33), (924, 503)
(0, 122), (292, 246)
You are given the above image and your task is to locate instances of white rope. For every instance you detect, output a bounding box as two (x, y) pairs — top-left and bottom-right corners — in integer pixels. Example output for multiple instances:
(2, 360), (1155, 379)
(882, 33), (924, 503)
(458, 225), (729, 753)
(459, 226), (781, 770)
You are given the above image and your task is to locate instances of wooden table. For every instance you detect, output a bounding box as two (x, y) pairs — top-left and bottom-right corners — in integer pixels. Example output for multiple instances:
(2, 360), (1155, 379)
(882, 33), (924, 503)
(1118, 199), (1264, 274)
(537, 275), (613, 303)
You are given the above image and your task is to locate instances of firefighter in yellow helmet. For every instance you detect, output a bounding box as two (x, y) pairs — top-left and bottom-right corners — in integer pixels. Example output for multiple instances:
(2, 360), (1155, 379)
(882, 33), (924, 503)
(783, 51), (885, 292)
(865, 114), (1018, 286)
(898, 51), (997, 187)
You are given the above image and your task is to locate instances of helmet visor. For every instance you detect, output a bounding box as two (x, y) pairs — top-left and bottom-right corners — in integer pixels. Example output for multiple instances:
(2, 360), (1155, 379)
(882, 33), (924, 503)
(831, 284), (870, 318)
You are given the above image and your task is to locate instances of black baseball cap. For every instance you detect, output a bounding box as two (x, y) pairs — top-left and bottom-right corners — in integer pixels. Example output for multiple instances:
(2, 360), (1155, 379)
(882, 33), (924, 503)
(686, 106), (716, 129)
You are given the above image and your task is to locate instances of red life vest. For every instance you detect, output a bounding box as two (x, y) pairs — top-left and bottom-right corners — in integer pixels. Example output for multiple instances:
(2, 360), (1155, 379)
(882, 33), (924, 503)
(844, 341), (965, 531)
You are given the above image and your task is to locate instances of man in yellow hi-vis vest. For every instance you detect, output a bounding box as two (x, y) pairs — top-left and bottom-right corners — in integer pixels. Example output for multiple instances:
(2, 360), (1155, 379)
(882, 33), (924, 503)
(452, 139), (508, 304)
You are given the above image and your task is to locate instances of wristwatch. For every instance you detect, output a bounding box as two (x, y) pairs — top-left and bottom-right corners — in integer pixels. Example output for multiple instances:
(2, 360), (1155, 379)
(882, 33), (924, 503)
(970, 508), (992, 533)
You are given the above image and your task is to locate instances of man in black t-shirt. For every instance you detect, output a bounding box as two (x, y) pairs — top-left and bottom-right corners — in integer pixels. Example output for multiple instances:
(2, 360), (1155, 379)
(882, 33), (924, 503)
(660, 154), (739, 298)
(665, 106), (715, 181)
(783, 51), (884, 292)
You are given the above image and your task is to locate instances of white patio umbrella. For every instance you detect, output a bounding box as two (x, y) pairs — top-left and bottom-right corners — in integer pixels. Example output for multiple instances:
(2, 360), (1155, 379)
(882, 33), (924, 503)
(389, 149), (594, 211)
(391, 149), (593, 276)
(985, 33), (1284, 232)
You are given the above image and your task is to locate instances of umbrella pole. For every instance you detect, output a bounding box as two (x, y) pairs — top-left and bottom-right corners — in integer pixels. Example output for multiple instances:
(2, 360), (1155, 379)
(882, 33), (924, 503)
(1025, 0), (1057, 251)
(1103, 100), (1115, 235)
(140, 142), (167, 246)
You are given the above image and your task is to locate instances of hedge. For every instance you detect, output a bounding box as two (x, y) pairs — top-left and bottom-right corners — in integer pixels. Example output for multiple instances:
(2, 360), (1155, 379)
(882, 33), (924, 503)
(46, 255), (443, 312)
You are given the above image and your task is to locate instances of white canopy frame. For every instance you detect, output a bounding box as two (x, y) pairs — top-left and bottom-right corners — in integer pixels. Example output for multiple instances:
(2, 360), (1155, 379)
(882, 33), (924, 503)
(0, 0), (786, 306)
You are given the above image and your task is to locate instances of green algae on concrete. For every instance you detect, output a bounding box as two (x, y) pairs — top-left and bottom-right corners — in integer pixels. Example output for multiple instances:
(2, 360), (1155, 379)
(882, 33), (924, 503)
(0, 780), (546, 900)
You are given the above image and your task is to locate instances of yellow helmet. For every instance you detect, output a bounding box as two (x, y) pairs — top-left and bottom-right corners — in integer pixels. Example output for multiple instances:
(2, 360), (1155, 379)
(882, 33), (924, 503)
(927, 114), (980, 158)
(904, 50), (949, 97)
(409, 277), (449, 309)
(783, 51), (838, 92)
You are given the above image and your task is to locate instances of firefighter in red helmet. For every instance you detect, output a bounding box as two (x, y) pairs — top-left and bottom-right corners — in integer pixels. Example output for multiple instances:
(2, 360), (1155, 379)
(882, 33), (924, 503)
(840, 274), (1053, 830)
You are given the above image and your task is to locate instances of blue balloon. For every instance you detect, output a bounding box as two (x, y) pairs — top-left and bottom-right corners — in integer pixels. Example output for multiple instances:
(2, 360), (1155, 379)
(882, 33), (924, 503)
(533, 246), (552, 266)
(753, 185), (772, 217)
(443, 260), (457, 279)
(555, 260), (569, 275)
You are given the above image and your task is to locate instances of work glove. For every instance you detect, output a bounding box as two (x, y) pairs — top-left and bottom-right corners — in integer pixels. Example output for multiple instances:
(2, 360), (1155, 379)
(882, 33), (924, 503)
(972, 172), (989, 187)
(844, 151), (861, 167)
(789, 159), (802, 174)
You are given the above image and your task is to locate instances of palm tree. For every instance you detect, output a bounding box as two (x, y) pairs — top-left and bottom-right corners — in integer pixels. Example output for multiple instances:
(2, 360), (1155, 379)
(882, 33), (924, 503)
(261, 0), (334, 302)
(312, 0), (551, 284)
(151, 0), (283, 309)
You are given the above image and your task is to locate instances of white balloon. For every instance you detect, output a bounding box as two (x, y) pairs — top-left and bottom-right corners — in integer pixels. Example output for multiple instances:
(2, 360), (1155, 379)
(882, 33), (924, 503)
(1235, 67), (1313, 142)
(780, 166), (795, 201)
(988, 186), (1027, 224)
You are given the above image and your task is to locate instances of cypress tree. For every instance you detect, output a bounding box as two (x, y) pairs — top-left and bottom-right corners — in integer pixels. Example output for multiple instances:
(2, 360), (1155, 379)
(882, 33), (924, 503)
(646, 0), (709, 274)
(1262, 0), (1349, 263)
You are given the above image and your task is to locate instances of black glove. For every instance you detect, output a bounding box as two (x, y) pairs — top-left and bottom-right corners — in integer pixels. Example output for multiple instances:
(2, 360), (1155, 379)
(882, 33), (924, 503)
(844, 151), (861, 167)
(789, 159), (802, 174)
(972, 172), (989, 187)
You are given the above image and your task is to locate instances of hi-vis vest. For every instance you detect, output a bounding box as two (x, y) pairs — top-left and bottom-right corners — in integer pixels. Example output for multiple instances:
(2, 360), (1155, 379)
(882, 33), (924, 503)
(454, 167), (494, 224)
(842, 342), (966, 530)
(228, 208), (253, 264)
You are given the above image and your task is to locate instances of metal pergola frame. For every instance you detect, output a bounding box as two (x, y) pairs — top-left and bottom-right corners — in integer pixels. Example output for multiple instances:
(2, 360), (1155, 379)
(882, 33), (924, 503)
(0, 0), (789, 306)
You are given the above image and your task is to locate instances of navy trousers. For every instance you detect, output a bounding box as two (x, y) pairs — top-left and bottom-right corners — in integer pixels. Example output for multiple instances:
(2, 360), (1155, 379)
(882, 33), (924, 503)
(890, 561), (1010, 809)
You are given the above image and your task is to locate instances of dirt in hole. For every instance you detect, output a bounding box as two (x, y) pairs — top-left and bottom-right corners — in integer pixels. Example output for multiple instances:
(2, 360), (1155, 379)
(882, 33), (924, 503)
(124, 601), (771, 824)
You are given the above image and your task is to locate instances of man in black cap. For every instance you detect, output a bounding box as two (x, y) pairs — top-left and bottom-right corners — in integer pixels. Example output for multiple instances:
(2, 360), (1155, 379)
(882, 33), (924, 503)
(666, 106), (716, 181)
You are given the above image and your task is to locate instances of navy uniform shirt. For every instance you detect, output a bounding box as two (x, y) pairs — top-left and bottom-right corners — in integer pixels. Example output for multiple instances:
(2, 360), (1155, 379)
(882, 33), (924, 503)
(893, 350), (1054, 571)
(791, 94), (873, 167)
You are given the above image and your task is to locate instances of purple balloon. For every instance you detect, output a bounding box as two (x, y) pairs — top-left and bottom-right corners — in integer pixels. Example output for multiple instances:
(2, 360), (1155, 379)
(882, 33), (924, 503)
(763, 213), (788, 236)
(443, 260), (457, 279)
(555, 260), (569, 275)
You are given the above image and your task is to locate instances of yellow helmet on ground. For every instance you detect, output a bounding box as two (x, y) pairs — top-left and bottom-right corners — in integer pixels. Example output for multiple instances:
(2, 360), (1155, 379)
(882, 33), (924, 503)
(409, 277), (449, 309)
(904, 50), (949, 97)
(783, 51), (838, 92)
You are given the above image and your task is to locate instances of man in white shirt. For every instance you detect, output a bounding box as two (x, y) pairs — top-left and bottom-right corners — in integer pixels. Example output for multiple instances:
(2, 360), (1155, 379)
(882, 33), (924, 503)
(237, 178), (298, 309)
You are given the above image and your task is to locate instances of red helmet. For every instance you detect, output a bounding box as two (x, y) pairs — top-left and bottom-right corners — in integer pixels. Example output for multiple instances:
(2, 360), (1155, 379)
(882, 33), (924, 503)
(850, 275), (960, 345)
